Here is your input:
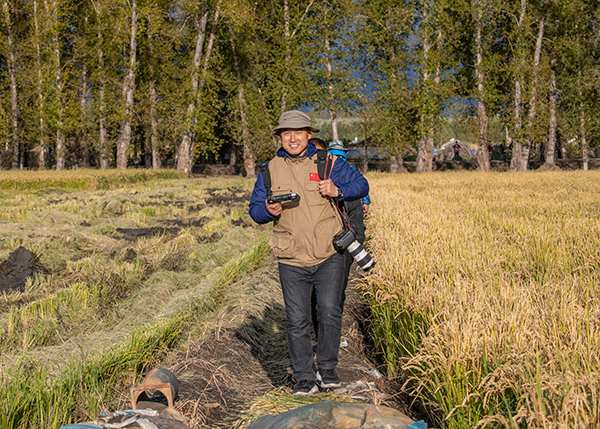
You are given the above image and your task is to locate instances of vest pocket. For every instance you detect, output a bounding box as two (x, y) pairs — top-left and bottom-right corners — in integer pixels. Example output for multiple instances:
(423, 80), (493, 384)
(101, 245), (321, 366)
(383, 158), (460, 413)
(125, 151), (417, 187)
(305, 182), (328, 206)
(313, 214), (341, 259)
(269, 230), (296, 259)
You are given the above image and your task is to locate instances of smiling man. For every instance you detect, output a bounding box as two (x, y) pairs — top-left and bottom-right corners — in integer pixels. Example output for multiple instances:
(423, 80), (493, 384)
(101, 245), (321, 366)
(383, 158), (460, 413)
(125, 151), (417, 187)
(249, 110), (369, 395)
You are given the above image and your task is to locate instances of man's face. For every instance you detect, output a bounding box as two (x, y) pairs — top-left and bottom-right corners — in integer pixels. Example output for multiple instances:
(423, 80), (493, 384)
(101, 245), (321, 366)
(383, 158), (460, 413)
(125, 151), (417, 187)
(280, 128), (311, 157)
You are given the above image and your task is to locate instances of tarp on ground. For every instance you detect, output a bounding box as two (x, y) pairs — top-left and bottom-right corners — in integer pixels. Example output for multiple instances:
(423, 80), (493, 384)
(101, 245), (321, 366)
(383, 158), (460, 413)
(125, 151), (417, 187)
(247, 400), (427, 429)
(59, 406), (191, 429)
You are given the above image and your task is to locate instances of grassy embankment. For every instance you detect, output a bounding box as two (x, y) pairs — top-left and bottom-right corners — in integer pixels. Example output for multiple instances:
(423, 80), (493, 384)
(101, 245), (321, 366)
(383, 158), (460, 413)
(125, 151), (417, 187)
(364, 171), (600, 428)
(0, 169), (270, 428)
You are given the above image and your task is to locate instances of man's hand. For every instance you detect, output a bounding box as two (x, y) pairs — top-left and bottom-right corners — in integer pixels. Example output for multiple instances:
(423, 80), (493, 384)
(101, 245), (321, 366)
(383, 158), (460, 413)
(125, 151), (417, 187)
(363, 204), (370, 213)
(318, 179), (338, 198)
(266, 199), (282, 216)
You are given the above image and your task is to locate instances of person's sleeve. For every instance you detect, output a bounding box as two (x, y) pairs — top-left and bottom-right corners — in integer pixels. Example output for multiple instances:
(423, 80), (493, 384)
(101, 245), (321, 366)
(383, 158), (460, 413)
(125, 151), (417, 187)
(249, 171), (274, 224)
(329, 158), (369, 202)
(362, 195), (371, 205)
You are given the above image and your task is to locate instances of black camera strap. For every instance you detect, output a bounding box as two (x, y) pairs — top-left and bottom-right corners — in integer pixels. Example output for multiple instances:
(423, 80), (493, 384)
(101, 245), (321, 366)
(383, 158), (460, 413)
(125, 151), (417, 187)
(316, 149), (333, 181)
(260, 161), (272, 197)
(317, 151), (354, 235)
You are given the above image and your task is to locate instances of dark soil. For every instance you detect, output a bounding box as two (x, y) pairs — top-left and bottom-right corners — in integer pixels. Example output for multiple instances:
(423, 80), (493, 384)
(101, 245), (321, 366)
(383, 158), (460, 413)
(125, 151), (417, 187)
(116, 227), (181, 239)
(0, 246), (49, 292)
(205, 188), (252, 206)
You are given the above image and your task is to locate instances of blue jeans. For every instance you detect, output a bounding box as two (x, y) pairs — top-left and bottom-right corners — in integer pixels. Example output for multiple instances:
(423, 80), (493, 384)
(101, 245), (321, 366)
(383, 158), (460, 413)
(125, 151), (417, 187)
(279, 252), (345, 381)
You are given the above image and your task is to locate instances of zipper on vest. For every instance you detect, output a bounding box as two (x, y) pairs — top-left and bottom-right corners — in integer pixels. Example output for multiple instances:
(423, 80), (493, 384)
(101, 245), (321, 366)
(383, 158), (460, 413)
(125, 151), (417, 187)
(295, 158), (305, 266)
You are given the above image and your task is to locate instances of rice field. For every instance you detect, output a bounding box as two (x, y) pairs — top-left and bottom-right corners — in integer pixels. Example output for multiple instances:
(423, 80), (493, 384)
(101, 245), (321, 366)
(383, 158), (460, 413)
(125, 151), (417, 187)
(363, 171), (600, 428)
(3, 167), (599, 428)
(0, 170), (269, 428)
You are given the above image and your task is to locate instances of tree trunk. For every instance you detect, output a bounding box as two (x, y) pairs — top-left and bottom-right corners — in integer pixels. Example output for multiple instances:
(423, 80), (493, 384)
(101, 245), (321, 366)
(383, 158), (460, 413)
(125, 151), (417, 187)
(51, 1), (65, 171)
(3, 0), (19, 170)
(389, 155), (405, 173)
(545, 54), (558, 168)
(580, 93), (589, 171)
(417, 15), (436, 174)
(281, 0), (291, 112)
(80, 20), (90, 168)
(199, 1), (219, 92)
(93, 2), (109, 169)
(230, 29), (255, 178)
(177, 4), (208, 176)
(148, 30), (160, 169)
(521, 15), (545, 171)
(510, 0), (527, 171)
(577, 43), (589, 170)
(116, 0), (138, 169)
(33, 0), (46, 169)
(474, 5), (490, 172)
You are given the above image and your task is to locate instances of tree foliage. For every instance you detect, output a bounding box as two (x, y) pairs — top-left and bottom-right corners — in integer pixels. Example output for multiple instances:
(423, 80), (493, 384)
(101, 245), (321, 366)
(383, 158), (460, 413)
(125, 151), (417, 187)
(0, 0), (597, 170)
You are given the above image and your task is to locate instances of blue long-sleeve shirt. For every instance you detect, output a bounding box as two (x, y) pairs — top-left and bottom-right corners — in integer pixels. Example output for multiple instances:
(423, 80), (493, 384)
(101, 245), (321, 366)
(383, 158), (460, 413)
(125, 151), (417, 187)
(249, 144), (369, 224)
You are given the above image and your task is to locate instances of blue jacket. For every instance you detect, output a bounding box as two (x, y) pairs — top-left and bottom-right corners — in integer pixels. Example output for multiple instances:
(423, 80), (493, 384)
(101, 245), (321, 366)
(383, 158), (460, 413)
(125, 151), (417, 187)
(249, 144), (369, 224)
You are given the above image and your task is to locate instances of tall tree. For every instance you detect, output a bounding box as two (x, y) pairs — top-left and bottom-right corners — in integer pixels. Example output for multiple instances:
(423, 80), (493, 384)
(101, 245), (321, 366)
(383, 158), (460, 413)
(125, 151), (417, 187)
(229, 26), (255, 178)
(416, 1), (441, 173)
(32, 0), (47, 169)
(176, 3), (209, 175)
(473, 0), (490, 171)
(544, 53), (558, 168)
(509, 1), (545, 172)
(44, 0), (68, 170)
(91, 0), (110, 169)
(116, 0), (138, 169)
(356, 0), (418, 168)
(2, 0), (19, 169)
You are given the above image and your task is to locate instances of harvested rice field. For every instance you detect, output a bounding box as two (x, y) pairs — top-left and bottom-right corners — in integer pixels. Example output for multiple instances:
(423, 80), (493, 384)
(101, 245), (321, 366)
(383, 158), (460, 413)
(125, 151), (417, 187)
(0, 170), (392, 429)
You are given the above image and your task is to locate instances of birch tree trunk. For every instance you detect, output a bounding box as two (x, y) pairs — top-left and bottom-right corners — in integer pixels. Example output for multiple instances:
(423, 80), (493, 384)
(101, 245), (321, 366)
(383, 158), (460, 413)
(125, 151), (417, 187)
(79, 16), (90, 168)
(148, 27), (160, 169)
(520, 15), (545, 171)
(474, 4), (490, 172)
(416, 12), (436, 174)
(199, 2), (219, 92)
(93, 2), (109, 169)
(545, 54), (558, 168)
(116, 0), (138, 169)
(577, 42), (589, 170)
(33, 0), (47, 169)
(510, 0), (527, 171)
(3, 0), (19, 170)
(177, 4), (208, 175)
(47, 0), (65, 170)
(230, 30), (255, 179)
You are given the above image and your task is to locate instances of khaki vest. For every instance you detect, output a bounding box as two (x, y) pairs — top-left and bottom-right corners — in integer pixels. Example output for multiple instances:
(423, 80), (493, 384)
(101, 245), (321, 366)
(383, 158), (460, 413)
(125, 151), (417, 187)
(267, 153), (344, 267)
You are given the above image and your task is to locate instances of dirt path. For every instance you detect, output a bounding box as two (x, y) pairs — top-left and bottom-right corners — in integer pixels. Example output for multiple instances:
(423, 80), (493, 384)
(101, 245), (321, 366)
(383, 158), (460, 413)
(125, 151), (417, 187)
(147, 256), (412, 428)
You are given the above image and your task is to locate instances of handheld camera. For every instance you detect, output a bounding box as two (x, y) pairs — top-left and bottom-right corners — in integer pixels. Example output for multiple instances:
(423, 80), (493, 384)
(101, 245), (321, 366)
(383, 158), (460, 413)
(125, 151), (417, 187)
(267, 192), (298, 204)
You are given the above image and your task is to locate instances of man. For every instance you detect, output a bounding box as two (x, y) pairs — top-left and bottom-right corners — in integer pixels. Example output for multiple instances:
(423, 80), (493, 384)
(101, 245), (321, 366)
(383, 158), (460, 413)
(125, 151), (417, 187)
(249, 110), (369, 396)
(307, 139), (371, 340)
(453, 141), (461, 161)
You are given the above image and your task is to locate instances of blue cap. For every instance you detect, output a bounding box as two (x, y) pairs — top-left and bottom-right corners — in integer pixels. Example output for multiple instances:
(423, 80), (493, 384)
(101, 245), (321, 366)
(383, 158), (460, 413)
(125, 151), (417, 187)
(329, 149), (347, 159)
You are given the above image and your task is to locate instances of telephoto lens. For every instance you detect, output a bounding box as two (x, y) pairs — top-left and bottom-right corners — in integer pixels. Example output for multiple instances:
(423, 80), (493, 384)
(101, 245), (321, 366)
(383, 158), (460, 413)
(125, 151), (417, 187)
(347, 240), (375, 271)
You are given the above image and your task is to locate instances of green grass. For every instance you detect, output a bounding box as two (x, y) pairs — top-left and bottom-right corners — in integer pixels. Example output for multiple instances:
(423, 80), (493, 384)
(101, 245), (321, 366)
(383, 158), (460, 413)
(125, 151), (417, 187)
(0, 169), (185, 191)
(0, 236), (271, 428)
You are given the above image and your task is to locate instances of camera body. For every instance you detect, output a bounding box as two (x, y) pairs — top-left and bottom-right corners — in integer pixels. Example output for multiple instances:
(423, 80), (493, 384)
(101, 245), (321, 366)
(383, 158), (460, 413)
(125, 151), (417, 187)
(333, 228), (375, 271)
(267, 192), (298, 204)
(333, 229), (356, 252)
